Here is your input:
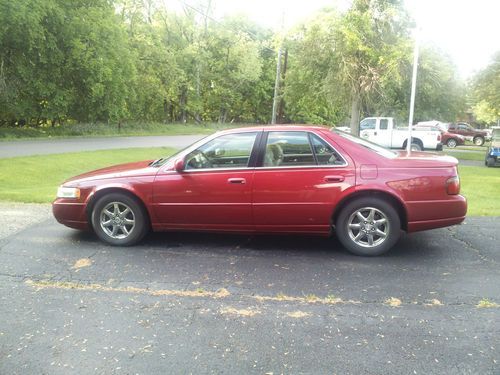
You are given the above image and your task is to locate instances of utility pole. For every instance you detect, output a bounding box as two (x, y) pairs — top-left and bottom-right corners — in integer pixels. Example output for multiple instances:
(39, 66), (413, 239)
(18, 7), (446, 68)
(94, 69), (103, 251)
(406, 28), (420, 153)
(271, 48), (282, 124)
(271, 10), (285, 125)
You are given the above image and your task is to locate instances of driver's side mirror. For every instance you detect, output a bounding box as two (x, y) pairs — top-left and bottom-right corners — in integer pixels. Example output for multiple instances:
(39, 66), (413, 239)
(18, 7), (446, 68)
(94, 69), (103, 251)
(174, 158), (185, 172)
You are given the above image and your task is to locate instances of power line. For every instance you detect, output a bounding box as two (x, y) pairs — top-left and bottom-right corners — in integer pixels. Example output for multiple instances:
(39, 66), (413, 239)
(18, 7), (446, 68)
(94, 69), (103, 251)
(171, 0), (277, 54)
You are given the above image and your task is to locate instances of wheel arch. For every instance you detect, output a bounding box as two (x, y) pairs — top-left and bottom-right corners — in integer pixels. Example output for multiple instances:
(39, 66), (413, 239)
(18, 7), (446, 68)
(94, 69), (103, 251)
(332, 189), (408, 231)
(402, 137), (424, 150)
(85, 186), (152, 228)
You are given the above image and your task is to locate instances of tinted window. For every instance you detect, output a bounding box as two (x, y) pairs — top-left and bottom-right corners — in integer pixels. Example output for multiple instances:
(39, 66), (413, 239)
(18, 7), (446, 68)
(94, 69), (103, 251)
(379, 119), (389, 130)
(263, 131), (314, 167)
(360, 119), (376, 130)
(310, 134), (345, 165)
(185, 132), (257, 170)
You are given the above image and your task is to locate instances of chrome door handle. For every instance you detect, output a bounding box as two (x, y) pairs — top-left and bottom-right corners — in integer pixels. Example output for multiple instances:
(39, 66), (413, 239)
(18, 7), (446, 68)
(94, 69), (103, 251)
(228, 178), (246, 184)
(324, 175), (345, 182)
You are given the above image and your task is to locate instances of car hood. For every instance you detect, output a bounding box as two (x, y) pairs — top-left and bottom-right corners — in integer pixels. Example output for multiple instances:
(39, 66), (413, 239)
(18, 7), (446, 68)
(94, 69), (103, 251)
(64, 160), (158, 185)
(392, 151), (458, 168)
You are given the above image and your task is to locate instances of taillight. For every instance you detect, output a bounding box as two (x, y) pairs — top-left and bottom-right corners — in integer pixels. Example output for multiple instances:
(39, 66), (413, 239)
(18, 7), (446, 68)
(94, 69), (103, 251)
(446, 176), (460, 195)
(437, 134), (441, 141)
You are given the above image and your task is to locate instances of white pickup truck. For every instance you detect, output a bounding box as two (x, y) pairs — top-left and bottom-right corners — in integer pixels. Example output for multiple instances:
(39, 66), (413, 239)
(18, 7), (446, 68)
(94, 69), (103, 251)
(359, 117), (443, 151)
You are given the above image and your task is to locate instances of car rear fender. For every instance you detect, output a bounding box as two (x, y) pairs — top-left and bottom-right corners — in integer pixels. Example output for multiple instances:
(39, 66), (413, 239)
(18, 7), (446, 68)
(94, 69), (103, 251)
(332, 185), (409, 231)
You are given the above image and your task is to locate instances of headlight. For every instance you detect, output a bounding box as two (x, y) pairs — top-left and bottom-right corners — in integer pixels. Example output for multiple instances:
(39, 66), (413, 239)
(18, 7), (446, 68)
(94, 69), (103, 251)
(57, 186), (80, 199)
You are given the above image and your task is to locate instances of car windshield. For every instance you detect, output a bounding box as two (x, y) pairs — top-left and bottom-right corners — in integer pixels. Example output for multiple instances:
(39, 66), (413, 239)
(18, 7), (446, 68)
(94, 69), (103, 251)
(149, 135), (212, 167)
(333, 130), (398, 158)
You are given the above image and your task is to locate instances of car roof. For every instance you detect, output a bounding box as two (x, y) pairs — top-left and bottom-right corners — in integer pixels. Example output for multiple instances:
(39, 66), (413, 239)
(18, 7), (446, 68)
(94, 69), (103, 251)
(215, 124), (330, 135)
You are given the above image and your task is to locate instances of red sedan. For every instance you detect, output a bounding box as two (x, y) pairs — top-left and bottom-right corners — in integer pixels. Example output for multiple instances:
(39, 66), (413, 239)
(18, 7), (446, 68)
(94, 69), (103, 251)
(53, 126), (467, 256)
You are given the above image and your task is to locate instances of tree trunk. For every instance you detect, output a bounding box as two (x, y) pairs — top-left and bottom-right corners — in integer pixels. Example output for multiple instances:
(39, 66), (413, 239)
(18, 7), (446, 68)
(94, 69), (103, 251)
(350, 93), (361, 136)
(179, 88), (187, 123)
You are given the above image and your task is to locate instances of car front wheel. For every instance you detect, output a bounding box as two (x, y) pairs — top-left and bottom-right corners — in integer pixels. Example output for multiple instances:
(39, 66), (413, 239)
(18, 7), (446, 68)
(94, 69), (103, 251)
(446, 138), (457, 148)
(91, 193), (148, 246)
(335, 197), (401, 256)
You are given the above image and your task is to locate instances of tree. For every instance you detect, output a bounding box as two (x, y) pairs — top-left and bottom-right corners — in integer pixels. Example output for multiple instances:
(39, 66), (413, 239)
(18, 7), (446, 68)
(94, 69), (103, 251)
(471, 52), (500, 124)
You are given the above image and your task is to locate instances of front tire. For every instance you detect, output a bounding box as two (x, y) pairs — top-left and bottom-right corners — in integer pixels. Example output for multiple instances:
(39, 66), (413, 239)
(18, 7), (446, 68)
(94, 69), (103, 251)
(473, 136), (485, 146)
(446, 138), (457, 148)
(91, 193), (148, 246)
(335, 197), (401, 256)
(486, 157), (495, 167)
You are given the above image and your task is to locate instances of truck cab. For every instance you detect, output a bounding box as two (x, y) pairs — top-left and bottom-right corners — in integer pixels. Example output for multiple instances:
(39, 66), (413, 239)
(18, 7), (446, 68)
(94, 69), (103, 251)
(360, 117), (443, 151)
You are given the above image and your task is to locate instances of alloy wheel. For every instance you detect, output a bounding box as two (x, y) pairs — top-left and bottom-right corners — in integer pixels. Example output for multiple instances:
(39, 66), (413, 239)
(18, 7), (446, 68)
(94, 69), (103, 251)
(100, 202), (135, 239)
(347, 207), (390, 248)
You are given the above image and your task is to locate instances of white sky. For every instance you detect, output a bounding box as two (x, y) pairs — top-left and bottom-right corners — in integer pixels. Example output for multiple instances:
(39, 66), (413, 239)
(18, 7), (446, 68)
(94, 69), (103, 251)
(165, 0), (500, 78)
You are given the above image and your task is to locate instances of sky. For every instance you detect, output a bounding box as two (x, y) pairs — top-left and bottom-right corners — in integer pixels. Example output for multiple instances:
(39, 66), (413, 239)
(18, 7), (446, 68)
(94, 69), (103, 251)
(165, 0), (500, 79)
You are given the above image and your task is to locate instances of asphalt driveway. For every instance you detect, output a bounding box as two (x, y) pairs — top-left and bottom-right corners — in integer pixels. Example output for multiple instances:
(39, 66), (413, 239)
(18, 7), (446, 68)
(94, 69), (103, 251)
(0, 213), (498, 374)
(0, 135), (205, 158)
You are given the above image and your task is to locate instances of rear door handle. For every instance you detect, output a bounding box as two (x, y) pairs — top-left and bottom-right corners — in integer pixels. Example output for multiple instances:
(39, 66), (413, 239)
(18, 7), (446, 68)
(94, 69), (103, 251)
(324, 175), (345, 182)
(228, 178), (246, 184)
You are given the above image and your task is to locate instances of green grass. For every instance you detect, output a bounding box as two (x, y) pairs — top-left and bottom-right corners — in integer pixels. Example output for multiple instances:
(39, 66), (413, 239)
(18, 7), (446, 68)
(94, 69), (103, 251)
(459, 165), (500, 216)
(0, 122), (249, 141)
(444, 151), (485, 161)
(0, 150), (498, 216)
(0, 147), (176, 203)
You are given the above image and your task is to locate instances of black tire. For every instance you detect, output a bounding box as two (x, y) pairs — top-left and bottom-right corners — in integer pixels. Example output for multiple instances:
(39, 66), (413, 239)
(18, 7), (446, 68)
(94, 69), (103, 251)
(410, 142), (422, 151)
(335, 197), (401, 256)
(446, 138), (457, 148)
(473, 136), (485, 146)
(486, 157), (495, 168)
(91, 193), (148, 246)
(403, 139), (423, 151)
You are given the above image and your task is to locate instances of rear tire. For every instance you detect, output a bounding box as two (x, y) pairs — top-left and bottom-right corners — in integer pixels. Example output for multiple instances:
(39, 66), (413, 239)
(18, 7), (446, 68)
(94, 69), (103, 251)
(410, 143), (422, 151)
(473, 136), (485, 146)
(335, 197), (401, 256)
(486, 157), (495, 167)
(91, 193), (148, 246)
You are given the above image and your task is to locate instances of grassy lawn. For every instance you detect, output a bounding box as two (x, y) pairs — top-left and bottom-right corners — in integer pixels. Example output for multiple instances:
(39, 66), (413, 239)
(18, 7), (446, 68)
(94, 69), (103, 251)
(444, 150), (485, 161)
(0, 147), (176, 203)
(0, 150), (497, 216)
(459, 165), (500, 216)
(0, 122), (250, 141)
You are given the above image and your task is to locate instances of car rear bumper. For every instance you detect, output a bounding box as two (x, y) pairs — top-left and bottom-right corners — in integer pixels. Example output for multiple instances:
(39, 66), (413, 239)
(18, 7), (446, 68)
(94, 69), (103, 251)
(52, 199), (89, 230)
(406, 195), (467, 232)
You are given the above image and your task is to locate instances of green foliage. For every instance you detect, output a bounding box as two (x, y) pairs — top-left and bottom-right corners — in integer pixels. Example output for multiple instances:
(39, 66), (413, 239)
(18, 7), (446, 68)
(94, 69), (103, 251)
(0, 0), (135, 124)
(471, 52), (500, 124)
(0, 0), (469, 128)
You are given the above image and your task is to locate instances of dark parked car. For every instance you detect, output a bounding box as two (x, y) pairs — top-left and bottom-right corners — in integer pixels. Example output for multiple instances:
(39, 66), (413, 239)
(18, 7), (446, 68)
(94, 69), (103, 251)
(447, 122), (491, 146)
(485, 127), (500, 167)
(413, 124), (465, 148)
(53, 126), (467, 256)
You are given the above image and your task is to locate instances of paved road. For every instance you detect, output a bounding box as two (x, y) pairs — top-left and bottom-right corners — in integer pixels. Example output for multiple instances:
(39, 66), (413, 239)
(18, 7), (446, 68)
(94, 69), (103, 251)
(0, 135), (206, 158)
(0, 215), (498, 374)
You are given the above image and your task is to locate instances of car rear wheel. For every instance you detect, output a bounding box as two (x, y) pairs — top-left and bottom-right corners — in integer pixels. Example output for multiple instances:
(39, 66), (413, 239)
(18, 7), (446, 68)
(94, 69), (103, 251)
(335, 197), (401, 256)
(446, 138), (457, 148)
(486, 157), (495, 167)
(473, 136), (485, 146)
(91, 193), (148, 246)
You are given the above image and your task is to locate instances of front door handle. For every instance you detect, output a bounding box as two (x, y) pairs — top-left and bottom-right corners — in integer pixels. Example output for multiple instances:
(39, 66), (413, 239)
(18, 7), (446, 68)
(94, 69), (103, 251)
(228, 178), (246, 184)
(324, 175), (345, 182)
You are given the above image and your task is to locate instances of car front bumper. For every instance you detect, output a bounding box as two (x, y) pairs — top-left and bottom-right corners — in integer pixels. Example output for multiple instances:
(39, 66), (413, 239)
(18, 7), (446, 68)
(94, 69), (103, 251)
(52, 199), (89, 230)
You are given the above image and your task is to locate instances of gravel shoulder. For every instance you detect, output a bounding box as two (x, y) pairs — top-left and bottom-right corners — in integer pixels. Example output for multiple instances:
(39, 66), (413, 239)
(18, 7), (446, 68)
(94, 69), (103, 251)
(0, 202), (51, 240)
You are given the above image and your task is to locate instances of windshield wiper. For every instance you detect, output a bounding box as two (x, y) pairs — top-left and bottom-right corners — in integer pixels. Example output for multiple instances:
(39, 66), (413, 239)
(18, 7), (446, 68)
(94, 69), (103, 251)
(149, 158), (166, 167)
